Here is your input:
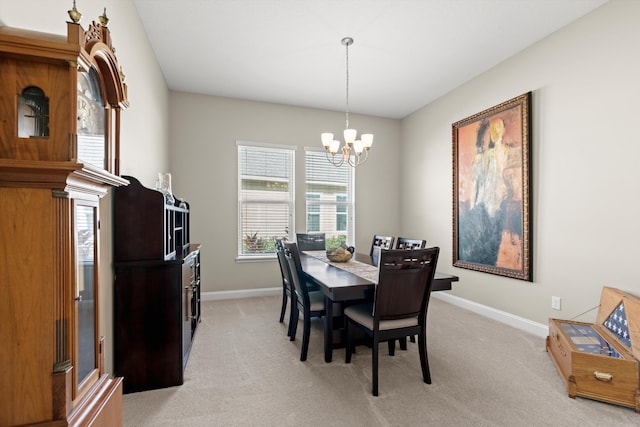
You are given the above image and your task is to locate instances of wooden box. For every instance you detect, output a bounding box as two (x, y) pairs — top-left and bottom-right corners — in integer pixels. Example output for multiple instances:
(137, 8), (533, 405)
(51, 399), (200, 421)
(546, 287), (640, 411)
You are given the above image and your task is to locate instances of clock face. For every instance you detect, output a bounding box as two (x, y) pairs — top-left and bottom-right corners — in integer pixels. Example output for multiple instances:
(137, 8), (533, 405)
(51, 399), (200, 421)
(77, 69), (106, 168)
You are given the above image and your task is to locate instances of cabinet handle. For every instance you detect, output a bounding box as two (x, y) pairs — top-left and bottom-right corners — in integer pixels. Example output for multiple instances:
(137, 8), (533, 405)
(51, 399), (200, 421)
(594, 371), (613, 382)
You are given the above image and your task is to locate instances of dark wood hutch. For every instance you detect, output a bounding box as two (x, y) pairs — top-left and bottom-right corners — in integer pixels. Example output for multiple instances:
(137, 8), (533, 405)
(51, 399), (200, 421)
(0, 8), (128, 427)
(113, 176), (201, 393)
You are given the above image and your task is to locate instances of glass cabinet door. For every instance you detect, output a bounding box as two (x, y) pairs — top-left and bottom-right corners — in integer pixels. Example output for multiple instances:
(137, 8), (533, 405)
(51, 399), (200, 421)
(75, 202), (97, 389)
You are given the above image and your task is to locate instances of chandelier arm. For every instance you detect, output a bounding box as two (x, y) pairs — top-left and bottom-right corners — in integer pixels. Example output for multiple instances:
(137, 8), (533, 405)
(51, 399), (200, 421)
(347, 148), (369, 167)
(325, 149), (346, 167)
(359, 149), (369, 165)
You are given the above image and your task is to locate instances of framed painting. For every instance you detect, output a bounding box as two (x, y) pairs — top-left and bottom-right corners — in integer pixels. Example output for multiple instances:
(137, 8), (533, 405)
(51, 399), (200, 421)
(452, 92), (532, 281)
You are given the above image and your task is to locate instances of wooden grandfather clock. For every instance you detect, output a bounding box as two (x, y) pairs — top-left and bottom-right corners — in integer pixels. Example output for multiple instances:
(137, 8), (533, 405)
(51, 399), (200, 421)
(0, 6), (128, 427)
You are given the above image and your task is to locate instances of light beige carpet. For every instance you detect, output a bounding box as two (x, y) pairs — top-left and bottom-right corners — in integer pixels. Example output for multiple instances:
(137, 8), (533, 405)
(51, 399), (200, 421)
(123, 296), (639, 426)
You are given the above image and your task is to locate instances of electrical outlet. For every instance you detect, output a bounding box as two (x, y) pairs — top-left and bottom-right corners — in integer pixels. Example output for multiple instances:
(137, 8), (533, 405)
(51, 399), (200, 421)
(551, 296), (561, 310)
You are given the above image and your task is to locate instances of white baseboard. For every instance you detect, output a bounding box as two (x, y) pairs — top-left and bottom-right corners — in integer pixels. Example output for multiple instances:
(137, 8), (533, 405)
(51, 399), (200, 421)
(201, 288), (549, 338)
(431, 292), (548, 338)
(201, 287), (280, 301)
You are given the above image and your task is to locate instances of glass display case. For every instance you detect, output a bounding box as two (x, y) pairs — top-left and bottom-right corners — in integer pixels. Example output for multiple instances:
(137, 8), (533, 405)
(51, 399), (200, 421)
(547, 287), (640, 412)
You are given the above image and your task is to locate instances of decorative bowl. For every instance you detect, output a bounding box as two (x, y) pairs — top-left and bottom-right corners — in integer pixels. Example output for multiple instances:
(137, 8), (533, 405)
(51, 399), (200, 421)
(326, 249), (352, 263)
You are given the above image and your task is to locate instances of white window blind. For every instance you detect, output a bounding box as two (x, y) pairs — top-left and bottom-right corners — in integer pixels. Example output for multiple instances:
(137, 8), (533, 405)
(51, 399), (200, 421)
(237, 141), (295, 257)
(304, 148), (355, 248)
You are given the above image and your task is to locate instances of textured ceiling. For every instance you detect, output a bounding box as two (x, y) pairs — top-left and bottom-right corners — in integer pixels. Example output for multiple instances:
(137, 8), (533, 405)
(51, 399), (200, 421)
(133, 0), (607, 119)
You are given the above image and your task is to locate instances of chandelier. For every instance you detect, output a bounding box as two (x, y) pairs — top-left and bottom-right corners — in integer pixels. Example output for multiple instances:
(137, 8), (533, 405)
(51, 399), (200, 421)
(321, 37), (373, 167)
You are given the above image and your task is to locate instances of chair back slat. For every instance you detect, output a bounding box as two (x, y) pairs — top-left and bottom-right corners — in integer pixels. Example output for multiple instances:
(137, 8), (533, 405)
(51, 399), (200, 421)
(370, 235), (395, 256)
(374, 248), (439, 321)
(296, 233), (326, 251)
(395, 237), (427, 250)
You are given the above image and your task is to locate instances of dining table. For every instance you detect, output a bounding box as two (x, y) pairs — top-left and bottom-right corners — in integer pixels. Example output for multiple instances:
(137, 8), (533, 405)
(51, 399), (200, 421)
(300, 250), (459, 363)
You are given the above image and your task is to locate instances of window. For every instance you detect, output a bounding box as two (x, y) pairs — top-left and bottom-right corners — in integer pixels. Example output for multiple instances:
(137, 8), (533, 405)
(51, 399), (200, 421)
(305, 148), (355, 248)
(237, 141), (295, 258)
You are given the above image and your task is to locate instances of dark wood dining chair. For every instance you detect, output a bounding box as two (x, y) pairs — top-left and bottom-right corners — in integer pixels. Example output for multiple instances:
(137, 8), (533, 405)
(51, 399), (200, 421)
(370, 235), (395, 254)
(394, 238), (427, 347)
(284, 241), (326, 361)
(395, 237), (427, 250)
(344, 247), (440, 396)
(275, 239), (296, 337)
(295, 232), (326, 251)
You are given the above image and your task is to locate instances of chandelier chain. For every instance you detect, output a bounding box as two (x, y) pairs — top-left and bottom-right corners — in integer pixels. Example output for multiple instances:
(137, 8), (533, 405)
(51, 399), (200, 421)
(345, 39), (350, 129)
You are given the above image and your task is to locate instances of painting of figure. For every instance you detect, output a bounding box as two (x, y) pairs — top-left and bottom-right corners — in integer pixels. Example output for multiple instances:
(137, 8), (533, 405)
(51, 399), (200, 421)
(453, 93), (532, 281)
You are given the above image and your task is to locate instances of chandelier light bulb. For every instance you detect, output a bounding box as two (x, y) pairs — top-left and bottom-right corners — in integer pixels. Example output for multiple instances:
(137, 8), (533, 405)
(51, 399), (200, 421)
(353, 140), (364, 154)
(321, 133), (334, 149)
(330, 139), (341, 155)
(344, 128), (357, 146)
(361, 134), (374, 149)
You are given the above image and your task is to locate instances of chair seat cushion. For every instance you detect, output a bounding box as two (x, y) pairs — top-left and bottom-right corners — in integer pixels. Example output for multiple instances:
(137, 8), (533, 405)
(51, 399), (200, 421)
(308, 291), (325, 311)
(344, 303), (418, 331)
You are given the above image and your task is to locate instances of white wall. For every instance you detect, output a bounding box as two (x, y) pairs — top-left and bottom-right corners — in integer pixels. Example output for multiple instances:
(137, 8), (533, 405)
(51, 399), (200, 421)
(169, 93), (402, 292)
(402, 0), (640, 325)
(2, 0), (171, 373)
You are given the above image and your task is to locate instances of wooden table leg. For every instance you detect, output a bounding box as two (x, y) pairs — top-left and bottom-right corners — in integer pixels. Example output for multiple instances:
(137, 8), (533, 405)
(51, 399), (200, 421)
(324, 296), (333, 363)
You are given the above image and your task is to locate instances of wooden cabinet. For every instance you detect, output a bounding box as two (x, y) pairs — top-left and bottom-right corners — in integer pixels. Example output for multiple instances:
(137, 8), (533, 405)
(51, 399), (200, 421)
(0, 15), (128, 427)
(113, 176), (201, 393)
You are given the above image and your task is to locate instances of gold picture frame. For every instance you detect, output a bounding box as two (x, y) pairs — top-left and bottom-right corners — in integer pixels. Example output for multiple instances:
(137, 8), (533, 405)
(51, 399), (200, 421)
(452, 92), (532, 281)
